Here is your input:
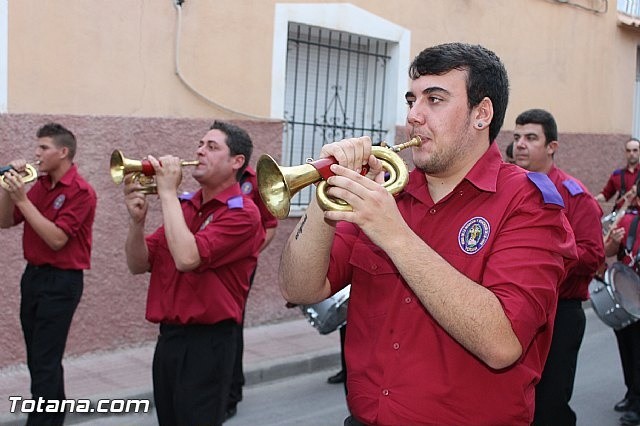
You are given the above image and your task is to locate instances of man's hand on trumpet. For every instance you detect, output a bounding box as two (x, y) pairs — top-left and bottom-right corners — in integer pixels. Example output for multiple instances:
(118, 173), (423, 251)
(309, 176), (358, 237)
(147, 155), (183, 198)
(319, 136), (375, 176)
(1, 159), (29, 203)
(319, 137), (406, 248)
(123, 173), (149, 224)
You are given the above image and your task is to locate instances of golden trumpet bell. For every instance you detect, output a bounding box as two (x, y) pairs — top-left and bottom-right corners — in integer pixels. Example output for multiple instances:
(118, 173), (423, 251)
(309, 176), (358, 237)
(257, 156), (324, 220)
(256, 137), (421, 219)
(109, 150), (146, 185)
(109, 150), (199, 194)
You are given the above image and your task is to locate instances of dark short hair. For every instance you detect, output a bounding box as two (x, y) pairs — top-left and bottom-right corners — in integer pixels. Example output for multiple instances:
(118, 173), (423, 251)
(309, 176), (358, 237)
(36, 122), (77, 160)
(515, 109), (558, 145)
(209, 120), (253, 181)
(506, 143), (514, 159)
(408, 43), (510, 142)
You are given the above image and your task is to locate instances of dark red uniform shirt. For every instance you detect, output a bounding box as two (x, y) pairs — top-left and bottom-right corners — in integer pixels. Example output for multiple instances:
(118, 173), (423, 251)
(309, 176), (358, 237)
(145, 183), (265, 325)
(547, 165), (604, 300)
(241, 166), (278, 231)
(600, 165), (640, 203)
(13, 165), (96, 270)
(327, 143), (577, 426)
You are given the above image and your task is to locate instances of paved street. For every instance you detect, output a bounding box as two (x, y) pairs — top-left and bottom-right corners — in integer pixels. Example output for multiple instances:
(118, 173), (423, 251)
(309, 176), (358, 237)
(58, 306), (627, 426)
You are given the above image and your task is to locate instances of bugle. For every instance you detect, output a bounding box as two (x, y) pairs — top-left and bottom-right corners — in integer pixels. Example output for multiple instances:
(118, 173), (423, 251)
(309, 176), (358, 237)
(0, 162), (39, 190)
(110, 150), (199, 194)
(256, 136), (421, 219)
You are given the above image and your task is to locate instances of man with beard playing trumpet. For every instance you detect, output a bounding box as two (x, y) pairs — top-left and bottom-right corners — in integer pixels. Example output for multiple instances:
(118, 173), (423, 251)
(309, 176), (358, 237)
(279, 43), (577, 425)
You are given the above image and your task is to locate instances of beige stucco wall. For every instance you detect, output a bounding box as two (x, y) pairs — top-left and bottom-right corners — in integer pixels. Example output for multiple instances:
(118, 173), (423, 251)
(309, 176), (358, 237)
(7, 0), (640, 133)
(0, 114), (290, 368)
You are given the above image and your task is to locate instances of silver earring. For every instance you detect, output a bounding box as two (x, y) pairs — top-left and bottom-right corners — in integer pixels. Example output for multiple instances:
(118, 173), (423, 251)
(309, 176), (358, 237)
(477, 122), (483, 128)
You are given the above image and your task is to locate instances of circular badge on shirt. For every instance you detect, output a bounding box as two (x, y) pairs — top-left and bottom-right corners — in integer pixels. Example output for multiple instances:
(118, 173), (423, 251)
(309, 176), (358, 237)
(458, 216), (490, 254)
(241, 181), (253, 195)
(199, 214), (214, 231)
(53, 194), (66, 210)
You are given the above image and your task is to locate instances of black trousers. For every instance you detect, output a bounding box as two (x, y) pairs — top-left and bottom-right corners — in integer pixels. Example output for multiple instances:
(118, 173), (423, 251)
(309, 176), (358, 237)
(153, 321), (237, 426)
(339, 324), (348, 396)
(227, 268), (257, 410)
(533, 299), (586, 426)
(615, 320), (640, 411)
(20, 264), (83, 426)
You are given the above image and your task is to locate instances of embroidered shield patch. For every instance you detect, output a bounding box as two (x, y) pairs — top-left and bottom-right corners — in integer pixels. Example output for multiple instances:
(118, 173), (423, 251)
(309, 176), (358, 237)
(241, 181), (253, 195)
(458, 216), (490, 254)
(53, 194), (66, 210)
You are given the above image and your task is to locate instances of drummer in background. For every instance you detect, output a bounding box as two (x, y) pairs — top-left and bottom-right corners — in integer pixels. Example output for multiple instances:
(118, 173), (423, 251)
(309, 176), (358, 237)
(605, 189), (640, 426)
(513, 109), (605, 426)
(595, 138), (640, 212)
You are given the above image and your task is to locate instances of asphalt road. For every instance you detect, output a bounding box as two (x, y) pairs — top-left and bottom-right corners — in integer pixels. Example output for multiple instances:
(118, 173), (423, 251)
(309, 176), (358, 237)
(72, 306), (627, 426)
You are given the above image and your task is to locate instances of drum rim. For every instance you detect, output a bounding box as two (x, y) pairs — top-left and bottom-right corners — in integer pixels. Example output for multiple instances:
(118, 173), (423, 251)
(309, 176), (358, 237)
(605, 262), (640, 319)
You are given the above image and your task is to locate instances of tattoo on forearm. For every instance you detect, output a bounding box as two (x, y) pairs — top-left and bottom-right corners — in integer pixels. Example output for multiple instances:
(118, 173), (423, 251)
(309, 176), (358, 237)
(295, 214), (308, 240)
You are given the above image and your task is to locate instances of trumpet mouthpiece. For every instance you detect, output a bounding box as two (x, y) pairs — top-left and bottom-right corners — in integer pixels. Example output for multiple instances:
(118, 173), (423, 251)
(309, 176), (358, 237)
(390, 136), (422, 152)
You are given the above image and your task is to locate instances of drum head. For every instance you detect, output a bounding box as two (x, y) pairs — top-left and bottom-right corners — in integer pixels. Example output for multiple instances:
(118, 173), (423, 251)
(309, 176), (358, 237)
(609, 263), (640, 318)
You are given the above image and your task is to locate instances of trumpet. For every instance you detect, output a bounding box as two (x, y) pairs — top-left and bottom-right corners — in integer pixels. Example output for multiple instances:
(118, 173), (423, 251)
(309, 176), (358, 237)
(110, 150), (199, 194)
(0, 162), (39, 190)
(256, 136), (421, 219)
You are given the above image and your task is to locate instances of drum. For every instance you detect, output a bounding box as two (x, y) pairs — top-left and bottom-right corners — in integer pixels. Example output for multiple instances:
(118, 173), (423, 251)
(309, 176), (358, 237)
(589, 262), (640, 330)
(299, 285), (350, 335)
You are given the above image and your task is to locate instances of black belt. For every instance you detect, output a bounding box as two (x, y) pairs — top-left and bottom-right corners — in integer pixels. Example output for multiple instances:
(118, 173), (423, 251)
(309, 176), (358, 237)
(558, 298), (582, 307)
(159, 319), (236, 335)
(26, 263), (81, 273)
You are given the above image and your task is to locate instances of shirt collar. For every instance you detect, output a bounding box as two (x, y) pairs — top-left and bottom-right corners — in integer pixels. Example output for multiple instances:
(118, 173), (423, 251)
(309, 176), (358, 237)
(42, 164), (78, 188)
(187, 182), (243, 210)
(405, 142), (502, 202)
(463, 142), (502, 193)
(242, 166), (256, 179)
(547, 164), (560, 181)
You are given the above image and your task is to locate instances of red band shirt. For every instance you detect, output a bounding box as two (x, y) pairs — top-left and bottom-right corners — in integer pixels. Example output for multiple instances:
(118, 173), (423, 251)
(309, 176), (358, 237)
(327, 143), (577, 426)
(13, 165), (96, 270)
(145, 184), (265, 325)
(241, 167), (278, 231)
(600, 166), (639, 203)
(547, 165), (604, 300)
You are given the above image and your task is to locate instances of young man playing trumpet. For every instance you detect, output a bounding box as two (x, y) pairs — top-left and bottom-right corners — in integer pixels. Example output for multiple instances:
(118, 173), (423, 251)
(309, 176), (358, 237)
(279, 43), (577, 425)
(122, 120), (265, 425)
(0, 122), (97, 426)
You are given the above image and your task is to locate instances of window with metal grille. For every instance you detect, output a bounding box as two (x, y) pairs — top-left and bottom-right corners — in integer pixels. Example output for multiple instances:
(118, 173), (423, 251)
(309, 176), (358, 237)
(283, 22), (394, 214)
(619, 0), (640, 17)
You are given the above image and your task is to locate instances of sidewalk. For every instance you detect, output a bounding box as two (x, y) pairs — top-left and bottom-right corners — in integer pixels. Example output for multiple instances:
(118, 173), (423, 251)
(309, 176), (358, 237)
(0, 318), (341, 425)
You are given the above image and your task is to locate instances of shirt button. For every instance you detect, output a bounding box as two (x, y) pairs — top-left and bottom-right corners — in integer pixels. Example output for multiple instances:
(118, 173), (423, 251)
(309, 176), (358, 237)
(404, 297), (411, 304)
(459, 191), (464, 196)
(429, 208), (436, 214)
(382, 389), (389, 396)
(371, 264), (378, 271)
(393, 343), (400, 350)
